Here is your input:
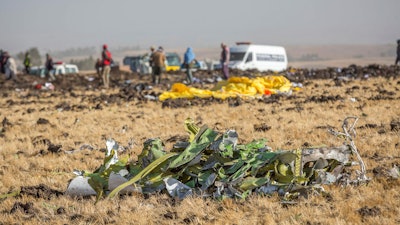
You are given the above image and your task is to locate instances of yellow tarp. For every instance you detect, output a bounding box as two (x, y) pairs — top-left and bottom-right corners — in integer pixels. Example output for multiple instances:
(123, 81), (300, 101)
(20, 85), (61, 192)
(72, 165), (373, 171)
(159, 75), (295, 101)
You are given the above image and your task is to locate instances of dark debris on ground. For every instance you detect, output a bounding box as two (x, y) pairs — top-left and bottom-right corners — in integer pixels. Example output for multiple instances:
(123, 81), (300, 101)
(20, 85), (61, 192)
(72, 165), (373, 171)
(0, 65), (399, 110)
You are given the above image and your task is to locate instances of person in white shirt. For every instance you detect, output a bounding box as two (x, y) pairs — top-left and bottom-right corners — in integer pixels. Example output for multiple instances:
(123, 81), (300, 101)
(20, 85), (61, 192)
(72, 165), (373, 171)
(3, 52), (17, 81)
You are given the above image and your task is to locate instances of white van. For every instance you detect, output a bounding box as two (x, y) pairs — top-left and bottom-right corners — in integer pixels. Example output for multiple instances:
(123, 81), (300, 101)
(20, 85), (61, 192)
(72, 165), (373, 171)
(229, 43), (288, 72)
(29, 62), (79, 78)
(53, 62), (79, 75)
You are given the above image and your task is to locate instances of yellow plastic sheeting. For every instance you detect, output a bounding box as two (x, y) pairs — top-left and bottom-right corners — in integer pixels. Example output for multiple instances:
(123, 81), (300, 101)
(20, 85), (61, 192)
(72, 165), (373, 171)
(159, 75), (294, 101)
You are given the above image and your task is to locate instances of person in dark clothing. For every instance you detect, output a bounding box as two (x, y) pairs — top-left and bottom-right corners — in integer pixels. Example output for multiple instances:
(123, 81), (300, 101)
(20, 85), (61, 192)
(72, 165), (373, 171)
(396, 39), (400, 66)
(0, 50), (6, 74)
(149, 46), (155, 75)
(220, 43), (230, 79)
(45, 53), (55, 81)
(95, 58), (102, 78)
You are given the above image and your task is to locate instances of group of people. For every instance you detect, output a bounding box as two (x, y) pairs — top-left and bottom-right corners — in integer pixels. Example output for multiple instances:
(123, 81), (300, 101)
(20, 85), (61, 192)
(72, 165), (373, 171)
(25, 52), (55, 80)
(0, 42), (232, 86)
(3, 40), (398, 87)
(183, 43), (230, 84)
(0, 50), (56, 82)
(128, 43), (231, 86)
(181, 43), (230, 85)
(97, 44), (169, 88)
(143, 43), (230, 86)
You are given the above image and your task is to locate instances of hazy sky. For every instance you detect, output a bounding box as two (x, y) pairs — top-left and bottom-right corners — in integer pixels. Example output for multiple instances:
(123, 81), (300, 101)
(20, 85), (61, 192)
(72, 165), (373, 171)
(1, 0), (399, 53)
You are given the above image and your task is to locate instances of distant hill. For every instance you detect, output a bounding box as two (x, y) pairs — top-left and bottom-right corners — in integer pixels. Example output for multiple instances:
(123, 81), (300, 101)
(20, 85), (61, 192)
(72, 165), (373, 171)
(285, 44), (396, 68)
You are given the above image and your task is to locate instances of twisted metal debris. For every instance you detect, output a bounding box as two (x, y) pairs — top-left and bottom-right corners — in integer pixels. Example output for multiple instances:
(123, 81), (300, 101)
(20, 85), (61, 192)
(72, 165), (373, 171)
(66, 117), (368, 202)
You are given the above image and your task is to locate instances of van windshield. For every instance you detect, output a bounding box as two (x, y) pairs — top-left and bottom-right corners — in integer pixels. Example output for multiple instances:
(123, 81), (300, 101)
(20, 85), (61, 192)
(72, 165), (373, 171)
(166, 54), (181, 66)
(230, 52), (246, 61)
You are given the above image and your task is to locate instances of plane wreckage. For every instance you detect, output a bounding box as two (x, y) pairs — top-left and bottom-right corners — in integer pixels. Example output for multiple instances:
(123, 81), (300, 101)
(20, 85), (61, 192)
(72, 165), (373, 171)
(66, 117), (369, 202)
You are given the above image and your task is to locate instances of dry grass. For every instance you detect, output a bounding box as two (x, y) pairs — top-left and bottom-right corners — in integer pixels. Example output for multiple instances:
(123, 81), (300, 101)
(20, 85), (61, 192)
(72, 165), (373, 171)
(0, 76), (399, 225)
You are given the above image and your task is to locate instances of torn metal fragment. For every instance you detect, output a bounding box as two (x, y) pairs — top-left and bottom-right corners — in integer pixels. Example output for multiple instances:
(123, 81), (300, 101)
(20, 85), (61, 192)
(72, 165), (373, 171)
(65, 176), (97, 196)
(388, 165), (399, 179)
(164, 178), (193, 199)
(108, 172), (141, 194)
(301, 145), (351, 165)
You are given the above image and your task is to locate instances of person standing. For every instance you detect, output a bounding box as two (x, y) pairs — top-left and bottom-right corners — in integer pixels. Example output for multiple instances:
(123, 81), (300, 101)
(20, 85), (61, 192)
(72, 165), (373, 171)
(3, 52), (17, 81)
(101, 44), (112, 88)
(45, 53), (55, 81)
(95, 58), (102, 79)
(24, 52), (31, 74)
(395, 39), (400, 66)
(150, 46), (166, 85)
(0, 50), (6, 74)
(183, 47), (196, 84)
(148, 46), (156, 75)
(220, 43), (230, 79)
(139, 54), (150, 75)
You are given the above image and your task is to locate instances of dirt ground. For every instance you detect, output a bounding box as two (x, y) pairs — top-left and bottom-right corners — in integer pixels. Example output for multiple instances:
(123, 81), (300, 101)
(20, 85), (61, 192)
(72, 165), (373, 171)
(0, 66), (399, 225)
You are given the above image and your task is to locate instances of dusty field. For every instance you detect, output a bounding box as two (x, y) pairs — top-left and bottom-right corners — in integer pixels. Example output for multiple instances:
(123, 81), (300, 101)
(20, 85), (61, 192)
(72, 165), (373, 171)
(0, 67), (399, 225)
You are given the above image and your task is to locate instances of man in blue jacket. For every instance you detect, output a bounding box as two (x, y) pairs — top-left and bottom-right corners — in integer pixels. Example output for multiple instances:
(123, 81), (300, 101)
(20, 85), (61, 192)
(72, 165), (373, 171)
(183, 47), (196, 84)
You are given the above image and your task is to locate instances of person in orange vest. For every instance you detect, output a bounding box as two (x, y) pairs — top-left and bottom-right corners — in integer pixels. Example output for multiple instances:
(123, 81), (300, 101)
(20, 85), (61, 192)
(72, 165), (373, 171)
(101, 44), (113, 88)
